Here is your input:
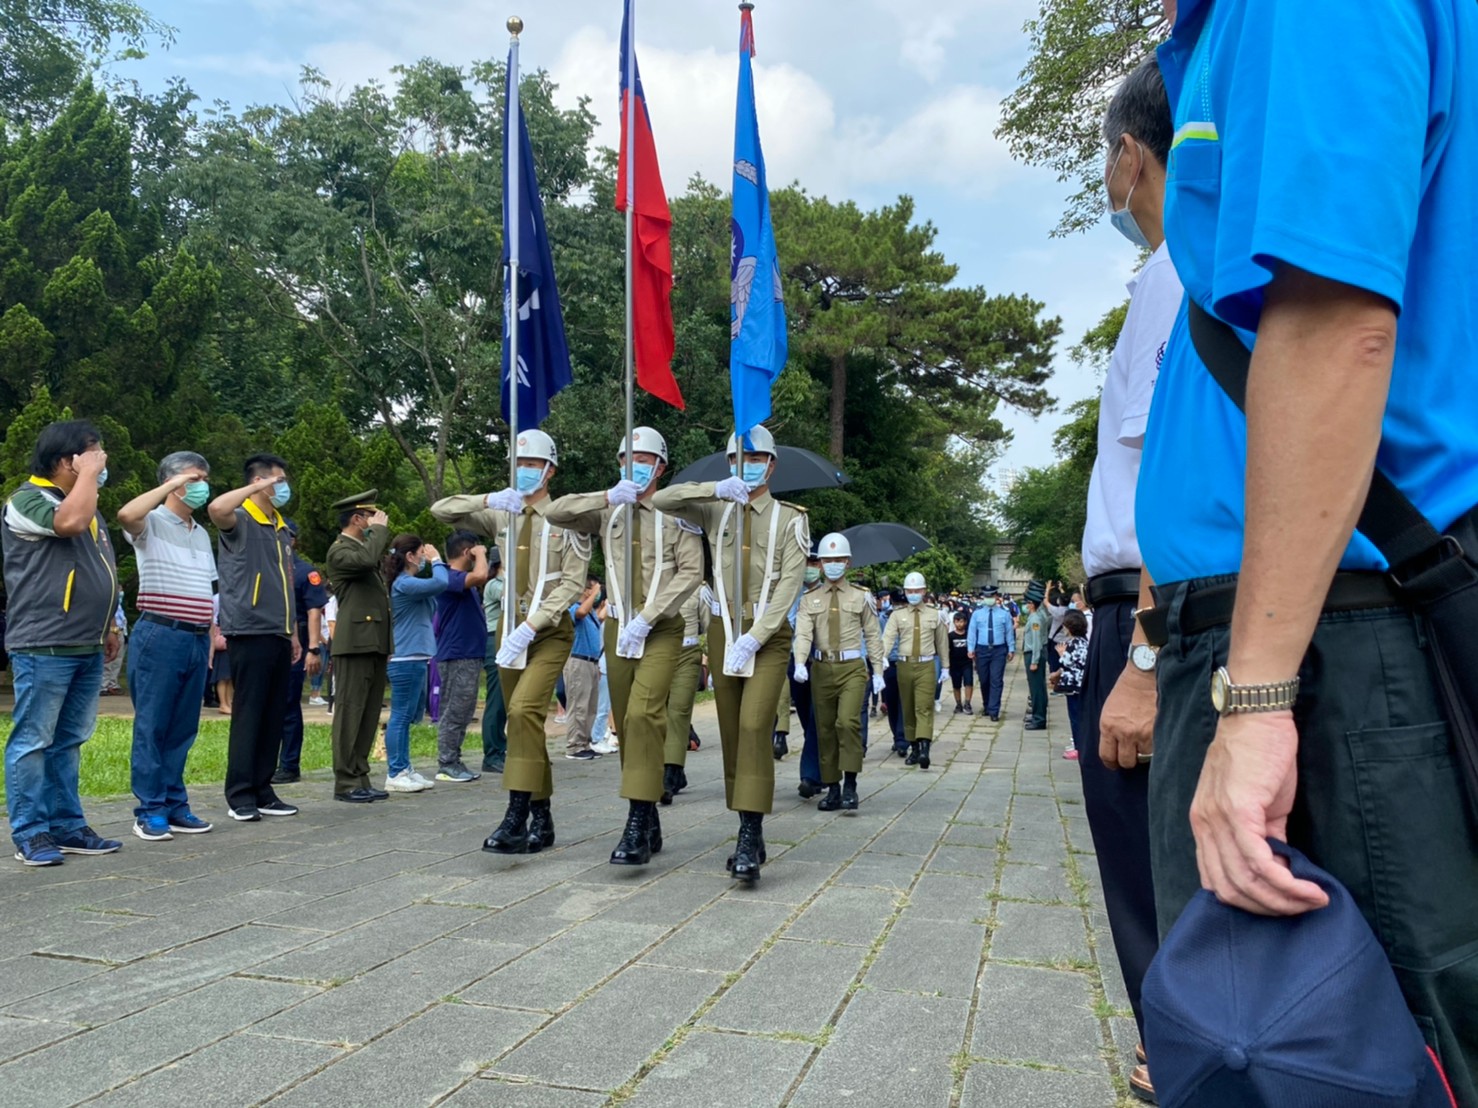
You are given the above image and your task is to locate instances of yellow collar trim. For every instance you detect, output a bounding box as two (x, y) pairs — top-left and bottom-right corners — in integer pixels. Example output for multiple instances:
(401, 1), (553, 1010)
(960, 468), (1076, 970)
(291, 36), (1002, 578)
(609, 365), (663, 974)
(243, 498), (286, 529)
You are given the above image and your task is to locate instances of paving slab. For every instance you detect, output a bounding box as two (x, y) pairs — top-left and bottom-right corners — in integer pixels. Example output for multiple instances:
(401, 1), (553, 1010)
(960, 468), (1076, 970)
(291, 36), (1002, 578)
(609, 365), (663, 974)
(907, 873), (989, 922)
(971, 962), (1106, 1072)
(460, 918), (666, 1012)
(927, 844), (998, 877)
(450, 1079), (607, 1107)
(784, 885), (899, 947)
(85, 1030), (341, 1108)
(639, 898), (792, 974)
(834, 851), (924, 890)
(705, 938), (865, 1035)
(865, 917), (986, 999)
(0, 1014), (82, 1064)
(0, 954), (106, 1008)
(989, 902), (1092, 966)
(997, 862), (1075, 905)
(247, 902), (490, 983)
(961, 1063), (1117, 1108)
(626, 1029), (811, 1108)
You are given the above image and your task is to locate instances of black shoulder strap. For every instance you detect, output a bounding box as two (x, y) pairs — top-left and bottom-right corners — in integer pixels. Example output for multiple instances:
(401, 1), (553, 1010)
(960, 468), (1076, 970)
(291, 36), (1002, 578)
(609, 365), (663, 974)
(1186, 300), (1446, 573)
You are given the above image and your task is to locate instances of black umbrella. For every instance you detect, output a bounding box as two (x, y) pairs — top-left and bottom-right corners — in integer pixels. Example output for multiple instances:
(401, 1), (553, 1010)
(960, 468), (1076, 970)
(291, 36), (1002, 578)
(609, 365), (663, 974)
(839, 523), (931, 569)
(672, 446), (851, 495)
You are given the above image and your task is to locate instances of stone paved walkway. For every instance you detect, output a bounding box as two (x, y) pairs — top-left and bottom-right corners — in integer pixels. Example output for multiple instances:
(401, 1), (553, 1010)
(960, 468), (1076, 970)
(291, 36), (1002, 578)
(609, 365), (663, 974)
(0, 667), (1141, 1107)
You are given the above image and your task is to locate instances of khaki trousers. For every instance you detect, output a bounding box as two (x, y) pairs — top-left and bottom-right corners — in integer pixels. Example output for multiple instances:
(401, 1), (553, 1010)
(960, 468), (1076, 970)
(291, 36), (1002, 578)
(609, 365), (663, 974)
(500, 617), (573, 800)
(665, 644), (703, 767)
(710, 620), (791, 814)
(813, 658), (867, 783)
(897, 660), (938, 742)
(605, 615), (684, 802)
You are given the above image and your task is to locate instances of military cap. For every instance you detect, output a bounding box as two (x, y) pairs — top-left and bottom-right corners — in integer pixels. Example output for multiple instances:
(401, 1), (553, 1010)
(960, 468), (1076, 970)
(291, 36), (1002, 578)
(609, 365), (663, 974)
(331, 490), (379, 513)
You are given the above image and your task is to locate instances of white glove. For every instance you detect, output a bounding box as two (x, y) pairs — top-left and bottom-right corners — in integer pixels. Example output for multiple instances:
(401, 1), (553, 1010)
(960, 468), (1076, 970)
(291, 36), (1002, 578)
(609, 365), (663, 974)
(726, 633), (762, 671)
(793, 662), (809, 684)
(872, 673), (886, 695)
(496, 621), (537, 667)
(617, 614), (652, 656)
(485, 488), (524, 514)
(607, 480), (642, 507)
(714, 476), (750, 504)
(699, 584), (718, 614)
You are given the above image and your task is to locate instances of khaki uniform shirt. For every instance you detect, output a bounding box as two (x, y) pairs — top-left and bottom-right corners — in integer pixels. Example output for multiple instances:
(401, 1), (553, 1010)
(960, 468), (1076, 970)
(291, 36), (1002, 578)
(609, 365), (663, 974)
(430, 494), (590, 634)
(679, 590), (710, 643)
(649, 483), (809, 647)
(793, 581), (884, 670)
(540, 492), (703, 626)
(881, 603), (951, 663)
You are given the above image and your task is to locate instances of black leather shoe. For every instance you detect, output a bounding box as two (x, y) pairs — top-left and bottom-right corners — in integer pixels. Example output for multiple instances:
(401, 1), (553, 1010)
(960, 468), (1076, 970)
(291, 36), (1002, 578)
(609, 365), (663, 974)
(990, 714), (1000, 722)
(675, 767), (688, 793)
(271, 769), (300, 784)
(528, 800), (556, 852)
(904, 743), (919, 766)
(917, 740), (932, 770)
(660, 764), (677, 806)
(817, 783), (843, 812)
(364, 786), (389, 801)
(483, 791), (532, 854)
(772, 733), (789, 760)
(797, 778), (823, 799)
(609, 802), (652, 866)
(730, 812), (764, 883)
(335, 788), (377, 804)
(841, 779), (859, 812)
(1025, 722), (1047, 731)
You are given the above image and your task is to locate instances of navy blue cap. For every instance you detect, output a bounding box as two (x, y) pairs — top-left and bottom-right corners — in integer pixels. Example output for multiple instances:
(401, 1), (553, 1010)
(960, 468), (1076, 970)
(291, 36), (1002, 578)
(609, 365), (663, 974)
(1144, 841), (1455, 1108)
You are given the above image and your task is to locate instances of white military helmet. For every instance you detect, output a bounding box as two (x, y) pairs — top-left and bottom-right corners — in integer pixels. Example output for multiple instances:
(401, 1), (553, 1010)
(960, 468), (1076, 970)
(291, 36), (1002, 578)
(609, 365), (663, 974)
(904, 572), (927, 590)
(726, 424), (777, 458)
(818, 532), (851, 559)
(618, 426), (668, 464)
(514, 429), (558, 467)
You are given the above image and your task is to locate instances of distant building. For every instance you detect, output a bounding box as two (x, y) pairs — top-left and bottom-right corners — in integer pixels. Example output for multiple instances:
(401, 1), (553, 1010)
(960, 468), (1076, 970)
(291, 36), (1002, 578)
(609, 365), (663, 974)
(972, 541), (1031, 597)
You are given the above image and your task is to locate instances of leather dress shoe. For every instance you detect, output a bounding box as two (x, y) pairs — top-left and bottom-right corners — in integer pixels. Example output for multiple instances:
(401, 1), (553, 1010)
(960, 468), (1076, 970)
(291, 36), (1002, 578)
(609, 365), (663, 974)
(271, 769), (300, 784)
(335, 788), (378, 804)
(1024, 722), (1046, 731)
(364, 786), (389, 801)
(772, 733), (789, 760)
(797, 778), (823, 799)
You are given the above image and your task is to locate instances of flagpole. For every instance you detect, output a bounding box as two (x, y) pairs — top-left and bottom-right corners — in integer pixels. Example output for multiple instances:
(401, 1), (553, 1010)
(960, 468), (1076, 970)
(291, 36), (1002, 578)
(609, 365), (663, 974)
(733, 0), (755, 658)
(505, 15), (523, 640)
(622, 1), (638, 632)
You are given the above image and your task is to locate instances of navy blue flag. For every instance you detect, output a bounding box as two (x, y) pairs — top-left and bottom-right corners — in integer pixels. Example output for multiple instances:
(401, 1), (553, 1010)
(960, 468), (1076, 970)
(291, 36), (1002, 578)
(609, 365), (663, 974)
(501, 54), (572, 431)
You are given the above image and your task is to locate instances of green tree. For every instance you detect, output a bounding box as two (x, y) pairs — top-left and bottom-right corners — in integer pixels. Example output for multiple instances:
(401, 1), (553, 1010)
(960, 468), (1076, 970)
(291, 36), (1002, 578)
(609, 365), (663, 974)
(996, 0), (1167, 235)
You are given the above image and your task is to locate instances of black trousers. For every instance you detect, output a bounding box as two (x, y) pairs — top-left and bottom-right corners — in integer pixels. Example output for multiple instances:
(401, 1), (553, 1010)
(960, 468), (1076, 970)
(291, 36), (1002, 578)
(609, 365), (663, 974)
(882, 663), (905, 750)
(224, 634), (293, 811)
(1080, 598), (1157, 1038)
(1151, 577), (1478, 1106)
(279, 646), (307, 773)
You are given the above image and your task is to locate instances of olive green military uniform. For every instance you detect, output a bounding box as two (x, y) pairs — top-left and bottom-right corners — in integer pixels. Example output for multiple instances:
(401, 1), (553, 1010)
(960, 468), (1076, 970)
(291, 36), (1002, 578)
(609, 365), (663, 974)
(430, 493), (590, 800)
(882, 603), (951, 743)
(324, 492), (392, 797)
(650, 483), (809, 814)
(794, 581), (884, 783)
(540, 492), (703, 802)
(665, 591), (709, 767)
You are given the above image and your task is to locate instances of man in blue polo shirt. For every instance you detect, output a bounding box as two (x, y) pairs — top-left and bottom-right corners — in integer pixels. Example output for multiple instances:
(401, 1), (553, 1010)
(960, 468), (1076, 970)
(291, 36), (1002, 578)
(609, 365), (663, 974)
(1145, 1), (1478, 1098)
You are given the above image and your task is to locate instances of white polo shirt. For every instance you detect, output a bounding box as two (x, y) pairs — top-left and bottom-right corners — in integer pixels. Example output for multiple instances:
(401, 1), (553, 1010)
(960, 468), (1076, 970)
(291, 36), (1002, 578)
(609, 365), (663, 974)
(125, 505), (217, 626)
(1082, 241), (1183, 578)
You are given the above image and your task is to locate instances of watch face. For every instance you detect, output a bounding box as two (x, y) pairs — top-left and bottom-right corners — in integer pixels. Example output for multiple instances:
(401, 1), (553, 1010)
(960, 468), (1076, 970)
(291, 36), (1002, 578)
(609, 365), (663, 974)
(1131, 644), (1157, 672)
(1210, 668), (1228, 714)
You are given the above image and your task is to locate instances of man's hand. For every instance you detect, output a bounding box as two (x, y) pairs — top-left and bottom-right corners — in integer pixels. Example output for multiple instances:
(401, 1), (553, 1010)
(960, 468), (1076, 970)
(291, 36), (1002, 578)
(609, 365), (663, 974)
(1007, 653), (1015, 664)
(967, 651), (975, 662)
(714, 477), (749, 504)
(871, 673), (885, 696)
(617, 614), (652, 657)
(306, 650), (322, 677)
(1190, 711), (1329, 916)
(368, 509), (388, 528)
(1100, 663), (1157, 770)
(290, 636), (302, 666)
(607, 480), (642, 507)
(104, 630), (121, 663)
(485, 488), (524, 514)
(73, 450), (108, 481)
(496, 621), (537, 667)
(726, 633), (761, 671)
(1029, 662), (1038, 672)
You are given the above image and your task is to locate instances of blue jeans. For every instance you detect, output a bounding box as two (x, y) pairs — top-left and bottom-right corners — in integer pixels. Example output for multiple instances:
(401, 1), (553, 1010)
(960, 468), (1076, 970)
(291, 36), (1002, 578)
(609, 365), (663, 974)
(1064, 693), (1083, 750)
(385, 660), (428, 777)
(592, 667), (611, 743)
(5, 651), (103, 847)
(279, 637), (308, 773)
(128, 621), (210, 821)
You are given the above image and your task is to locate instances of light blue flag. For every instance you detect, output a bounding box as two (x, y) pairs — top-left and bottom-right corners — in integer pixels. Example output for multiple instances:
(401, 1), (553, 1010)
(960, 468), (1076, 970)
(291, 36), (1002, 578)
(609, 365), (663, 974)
(730, 8), (787, 440)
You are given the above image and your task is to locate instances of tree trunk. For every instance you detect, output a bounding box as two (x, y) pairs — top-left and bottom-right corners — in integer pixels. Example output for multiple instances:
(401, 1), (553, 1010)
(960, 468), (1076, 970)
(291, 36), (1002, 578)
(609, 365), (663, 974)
(829, 354), (847, 464)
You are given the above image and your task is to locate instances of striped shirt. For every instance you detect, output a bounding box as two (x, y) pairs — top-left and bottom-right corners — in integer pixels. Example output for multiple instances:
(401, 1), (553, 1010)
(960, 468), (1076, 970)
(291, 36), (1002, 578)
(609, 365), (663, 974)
(125, 505), (217, 625)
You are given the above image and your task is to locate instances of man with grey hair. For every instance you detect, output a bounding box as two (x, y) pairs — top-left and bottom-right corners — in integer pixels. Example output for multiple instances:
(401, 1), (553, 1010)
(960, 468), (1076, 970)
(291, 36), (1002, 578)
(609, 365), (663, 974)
(1081, 53), (1182, 1104)
(117, 451), (220, 841)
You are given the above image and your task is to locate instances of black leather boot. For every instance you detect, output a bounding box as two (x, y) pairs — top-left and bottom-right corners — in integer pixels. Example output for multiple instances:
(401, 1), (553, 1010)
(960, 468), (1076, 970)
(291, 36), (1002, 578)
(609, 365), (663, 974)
(660, 764), (678, 806)
(483, 791), (531, 854)
(648, 804), (663, 854)
(773, 732), (789, 760)
(731, 812), (764, 883)
(609, 801), (652, 866)
(917, 739), (932, 770)
(904, 742), (919, 766)
(676, 766), (688, 793)
(841, 773), (859, 812)
(817, 782), (842, 811)
(528, 799), (555, 853)
(725, 815), (766, 870)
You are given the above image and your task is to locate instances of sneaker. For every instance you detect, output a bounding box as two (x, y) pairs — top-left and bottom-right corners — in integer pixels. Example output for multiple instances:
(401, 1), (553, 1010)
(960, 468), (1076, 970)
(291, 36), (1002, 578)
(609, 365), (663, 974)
(554, 712), (568, 725)
(14, 833), (64, 866)
(435, 764), (480, 782)
(270, 768), (300, 785)
(133, 816), (173, 842)
(258, 800), (300, 817)
(54, 826), (122, 855)
(409, 770), (435, 789)
(565, 749), (597, 761)
(590, 739), (618, 755)
(1062, 747), (1080, 761)
(385, 771), (428, 793)
(168, 812), (213, 834)
(481, 757), (505, 774)
(228, 806), (261, 822)
(308, 696), (327, 707)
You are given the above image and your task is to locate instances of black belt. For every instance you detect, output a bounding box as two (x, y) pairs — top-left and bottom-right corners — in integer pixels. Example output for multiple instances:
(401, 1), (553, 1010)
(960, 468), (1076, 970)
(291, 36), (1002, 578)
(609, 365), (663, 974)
(1138, 571), (1403, 648)
(571, 652), (600, 663)
(140, 612), (211, 636)
(1086, 570), (1141, 609)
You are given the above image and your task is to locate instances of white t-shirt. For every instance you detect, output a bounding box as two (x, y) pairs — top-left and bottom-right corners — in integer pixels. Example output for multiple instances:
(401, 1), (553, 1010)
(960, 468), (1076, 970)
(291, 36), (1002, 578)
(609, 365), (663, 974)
(1082, 242), (1183, 578)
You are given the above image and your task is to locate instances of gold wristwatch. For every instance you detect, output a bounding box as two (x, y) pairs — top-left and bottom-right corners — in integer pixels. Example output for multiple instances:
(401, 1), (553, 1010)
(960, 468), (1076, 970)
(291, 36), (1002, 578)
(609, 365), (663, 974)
(1209, 666), (1299, 716)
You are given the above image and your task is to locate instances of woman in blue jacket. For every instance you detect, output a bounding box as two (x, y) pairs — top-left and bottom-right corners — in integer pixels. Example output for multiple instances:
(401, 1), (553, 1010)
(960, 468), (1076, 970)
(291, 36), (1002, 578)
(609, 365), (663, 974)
(383, 534), (448, 793)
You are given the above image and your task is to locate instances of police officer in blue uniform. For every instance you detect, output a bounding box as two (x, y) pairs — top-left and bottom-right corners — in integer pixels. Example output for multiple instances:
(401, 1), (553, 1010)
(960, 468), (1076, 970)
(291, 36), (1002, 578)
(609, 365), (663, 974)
(273, 520), (329, 784)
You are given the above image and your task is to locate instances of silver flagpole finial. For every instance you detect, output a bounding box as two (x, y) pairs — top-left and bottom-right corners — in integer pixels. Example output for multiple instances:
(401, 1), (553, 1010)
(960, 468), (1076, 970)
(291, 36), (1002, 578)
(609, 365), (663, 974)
(507, 16), (523, 36)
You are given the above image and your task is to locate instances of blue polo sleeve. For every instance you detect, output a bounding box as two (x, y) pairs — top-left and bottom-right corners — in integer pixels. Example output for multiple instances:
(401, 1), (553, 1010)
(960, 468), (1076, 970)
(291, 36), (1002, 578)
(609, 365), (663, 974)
(1207, 0), (1433, 328)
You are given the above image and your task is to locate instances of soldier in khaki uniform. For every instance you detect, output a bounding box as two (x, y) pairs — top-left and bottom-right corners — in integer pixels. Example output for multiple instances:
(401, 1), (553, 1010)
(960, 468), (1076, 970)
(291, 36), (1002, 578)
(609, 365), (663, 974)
(430, 430), (591, 855)
(324, 491), (393, 803)
(661, 588), (709, 805)
(541, 427), (703, 867)
(792, 533), (884, 813)
(651, 425), (808, 883)
(882, 571), (951, 770)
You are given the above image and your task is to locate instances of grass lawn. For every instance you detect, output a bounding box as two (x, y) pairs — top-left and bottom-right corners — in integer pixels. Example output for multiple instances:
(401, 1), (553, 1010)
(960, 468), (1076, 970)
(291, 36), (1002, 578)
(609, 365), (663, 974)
(0, 717), (446, 799)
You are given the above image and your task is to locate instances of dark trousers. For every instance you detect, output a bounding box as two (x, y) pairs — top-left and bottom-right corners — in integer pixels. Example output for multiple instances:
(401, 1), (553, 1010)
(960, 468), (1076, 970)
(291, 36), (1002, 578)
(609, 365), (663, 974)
(1151, 578), (1478, 1105)
(1079, 598), (1156, 1038)
(1025, 651), (1048, 726)
(882, 662), (905, 750)
(279, 651), (307, 773)
(224, 634), (293, 812)
(332, 652), (388, 794)
(975, 646), (1008, 717)
(481, 632), (508, 764)
(781, 656), (821, 783)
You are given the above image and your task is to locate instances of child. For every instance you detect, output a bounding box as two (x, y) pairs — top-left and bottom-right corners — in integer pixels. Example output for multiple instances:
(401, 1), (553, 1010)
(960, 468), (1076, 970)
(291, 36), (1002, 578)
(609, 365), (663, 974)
(1052, 609), (1090, 760)
(948, 610), (974, 714)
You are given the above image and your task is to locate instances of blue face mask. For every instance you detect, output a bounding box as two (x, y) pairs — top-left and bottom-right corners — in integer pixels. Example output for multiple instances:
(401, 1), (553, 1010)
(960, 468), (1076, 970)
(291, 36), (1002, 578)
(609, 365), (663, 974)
(182, 481), (209, 510)
(96, 467), (108, 488)
(822, 562), (847, 582)
(516, 465), (546, 494)
(906, 593), (923, 606)
(1106, 145), (1151, 250)
(271, 480), (291, 508)
(624, 462), (656, 489)
(731, 461), (769, 489)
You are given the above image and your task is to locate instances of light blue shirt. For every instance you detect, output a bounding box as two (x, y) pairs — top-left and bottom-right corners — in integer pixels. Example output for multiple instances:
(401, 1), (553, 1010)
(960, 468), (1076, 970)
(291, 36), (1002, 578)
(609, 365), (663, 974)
(1143, 0), (1478, 581)
(390, 562), (449, 659)
(967, 604), (1015, 654)
(569, 604), (602, 660)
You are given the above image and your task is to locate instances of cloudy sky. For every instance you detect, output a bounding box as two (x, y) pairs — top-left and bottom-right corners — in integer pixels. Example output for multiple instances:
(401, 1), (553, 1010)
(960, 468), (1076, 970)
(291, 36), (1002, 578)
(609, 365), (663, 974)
(133, 0), (1139, 478)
